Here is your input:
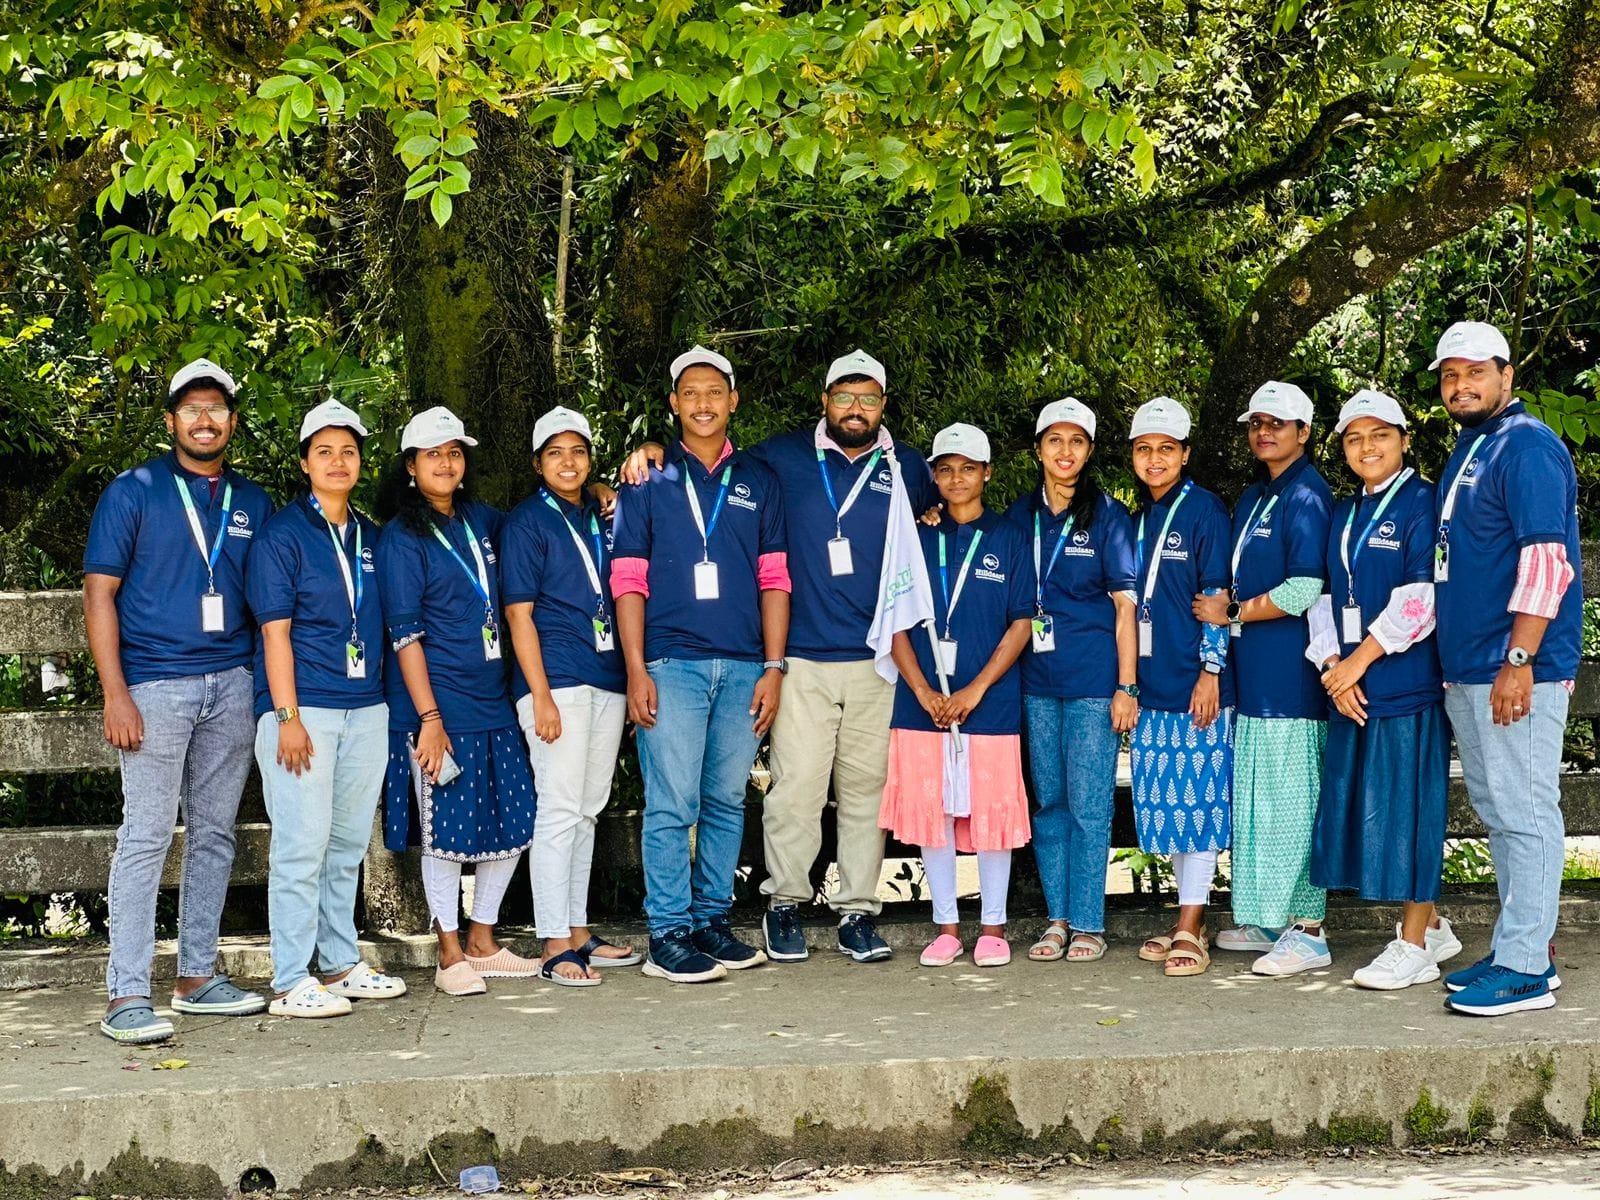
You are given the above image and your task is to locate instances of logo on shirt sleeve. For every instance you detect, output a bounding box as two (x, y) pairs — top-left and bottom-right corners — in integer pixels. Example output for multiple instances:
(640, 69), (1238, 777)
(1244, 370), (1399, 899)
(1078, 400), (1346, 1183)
(728, 481), (759, 511)
(226, 509), (254, 539)
(975, 551), (1007, 583)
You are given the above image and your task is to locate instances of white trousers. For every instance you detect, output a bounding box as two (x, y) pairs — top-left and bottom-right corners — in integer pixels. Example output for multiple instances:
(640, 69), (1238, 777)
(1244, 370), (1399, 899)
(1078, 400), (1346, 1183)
(922, 817), (1013, 926)
(420, 854), (520, 933)
(1171, 850), (1217, 907)
(518, 687), (627, 938)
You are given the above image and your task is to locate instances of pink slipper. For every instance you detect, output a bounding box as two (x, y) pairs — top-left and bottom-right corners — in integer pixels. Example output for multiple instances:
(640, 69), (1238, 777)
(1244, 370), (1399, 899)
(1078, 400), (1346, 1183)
(974, 935), (1011, 967)
(464, 947), (541, 978)
(919, 933), (964, 967)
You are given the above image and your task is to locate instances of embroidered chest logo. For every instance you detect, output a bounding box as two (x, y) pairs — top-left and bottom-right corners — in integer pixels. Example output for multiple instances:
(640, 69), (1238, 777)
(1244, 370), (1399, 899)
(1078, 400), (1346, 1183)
(1160, 530), (1188, 562)
(975, 551), (1007, 583)
(227, 509), (254, 539)
(728, 481), (758, 511)
(870, 467), (893, 495)
(480, 537), (497, 564)
(1368, 518), (1401, 551)
(1063, 527), (1096, 557)
(360, 546), (376, 573)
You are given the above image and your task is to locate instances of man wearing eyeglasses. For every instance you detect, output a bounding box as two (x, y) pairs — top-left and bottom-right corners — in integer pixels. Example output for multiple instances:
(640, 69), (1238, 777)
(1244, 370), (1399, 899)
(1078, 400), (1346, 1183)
(83, 359), (275, 1043)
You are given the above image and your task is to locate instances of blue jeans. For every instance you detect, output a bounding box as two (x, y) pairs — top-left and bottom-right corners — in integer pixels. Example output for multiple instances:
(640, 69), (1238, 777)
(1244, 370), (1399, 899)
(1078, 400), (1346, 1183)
(1445, 681), (1569, 974)
(1025, 695), (1119, 932)
(637, 658), (764, 935)
(106, 667), (255, 999)
(255, 704), (388, 993)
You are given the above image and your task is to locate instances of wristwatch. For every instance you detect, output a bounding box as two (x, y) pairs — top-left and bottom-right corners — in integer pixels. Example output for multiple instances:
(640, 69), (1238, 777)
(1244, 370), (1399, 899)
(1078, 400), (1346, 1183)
(1116, 683), (1140, 698)
(274, 706), (299, 724)
(1202, 662), (1223, 676)
(1505, 646), (1535, 668)
(1225, 600), (1243, 624)
(762, 659), (789, 675)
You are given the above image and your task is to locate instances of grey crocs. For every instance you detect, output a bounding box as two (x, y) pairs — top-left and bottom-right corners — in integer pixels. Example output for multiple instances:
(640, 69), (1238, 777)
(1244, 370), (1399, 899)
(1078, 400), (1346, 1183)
(171, 974), (267, 1016)
(100, 1000), (175, 1044)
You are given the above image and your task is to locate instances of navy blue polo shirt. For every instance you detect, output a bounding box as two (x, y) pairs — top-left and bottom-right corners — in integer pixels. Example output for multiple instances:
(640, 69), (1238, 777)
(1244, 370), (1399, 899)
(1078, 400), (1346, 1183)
(1001, 489), (1137, 701)
(84, 453), (274, 686)
(1434, 402), (1584, 684)
(246, 494), (385, 717)
(891, 508), (1036, 736)
(611, 440), (787, 663)
(746, 427), (939, 661)
(1324, 471), (1442, 719)
(501, 490), (625, 697)
(1131, 482), (1237, 714)
(1229, 455), (1334, 720)
(375, 501), (516, 734)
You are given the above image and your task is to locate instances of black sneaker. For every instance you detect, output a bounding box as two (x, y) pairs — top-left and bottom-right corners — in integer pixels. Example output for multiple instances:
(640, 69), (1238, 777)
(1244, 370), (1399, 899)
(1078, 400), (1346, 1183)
(763, 905), (810, 962)
(837, 913), (893, 962)
(691, 916), (769, 970)
(642, 928), (728, 983)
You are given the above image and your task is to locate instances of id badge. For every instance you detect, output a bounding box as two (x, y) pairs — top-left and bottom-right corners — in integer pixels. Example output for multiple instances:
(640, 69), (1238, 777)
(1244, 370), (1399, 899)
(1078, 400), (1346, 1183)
(828, 536), (854, 577)
(1341, 605), (1364, 645)
(1433, 541), (1450, 583)
(593, 615), (615, 653)
(200, 591), (225, 633)
(1138, 617), (1155, 658)
(482, 618), (502, 662)
(1229, 620), (1243, 639)
(1031, 614), (1055, 653)
(694, 559), (720, 600)
(346, 638), (367, 679)
(936, 637), (959, 677)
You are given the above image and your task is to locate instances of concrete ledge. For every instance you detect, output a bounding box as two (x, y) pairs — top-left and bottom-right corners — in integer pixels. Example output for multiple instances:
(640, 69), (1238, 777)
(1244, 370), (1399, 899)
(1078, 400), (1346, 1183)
(0, 590), (87, 655)
(0, 710), (116, 774)
(0, 823), (272, 895)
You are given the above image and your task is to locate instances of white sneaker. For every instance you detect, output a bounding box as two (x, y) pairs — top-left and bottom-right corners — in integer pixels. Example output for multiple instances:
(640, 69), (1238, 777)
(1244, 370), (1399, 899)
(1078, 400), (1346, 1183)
(1216, 924), (1282, 952)
(326, 961), (408, 999)
(1423, 917), (1462, 964)
(1251, 923), (1332, 976)
(1354, 938), (1440, 990)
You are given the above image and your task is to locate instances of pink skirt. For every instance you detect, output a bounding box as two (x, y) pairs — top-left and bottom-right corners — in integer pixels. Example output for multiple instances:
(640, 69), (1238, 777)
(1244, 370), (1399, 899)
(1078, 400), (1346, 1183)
(879, 728), (1031, 852)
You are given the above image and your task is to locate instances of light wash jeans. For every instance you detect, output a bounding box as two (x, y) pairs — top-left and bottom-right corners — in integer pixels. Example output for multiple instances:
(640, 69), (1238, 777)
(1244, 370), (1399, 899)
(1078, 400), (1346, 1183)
(1025, 694), (1119, 932)
(519, 686), (627, 938)
(106, 667), (255, 999)
(1445, 681), (1570, 975)
(636, 657), (764, 936)
(255, 703), (387, 993)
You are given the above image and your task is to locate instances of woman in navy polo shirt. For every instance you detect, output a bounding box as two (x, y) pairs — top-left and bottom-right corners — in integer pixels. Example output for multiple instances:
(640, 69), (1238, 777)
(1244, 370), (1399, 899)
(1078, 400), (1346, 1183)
(879, 423), (1034, 968)
(1007, 398), (1138, 965)
(373, 406), (538, 997)
(502, 405), (639, 987)
(1193, 381), (1334, 977)
(1306, 390), (1457, 990)
(1124, 397), (1235, 978)
(248, 400), (407, 1018)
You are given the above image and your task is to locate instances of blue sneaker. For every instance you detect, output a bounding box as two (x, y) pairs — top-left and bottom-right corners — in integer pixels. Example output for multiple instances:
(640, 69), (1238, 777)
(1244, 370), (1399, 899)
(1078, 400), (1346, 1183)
(837, 914), (893, 963)
(691, 916), (768, 970)
(1445, 964), (1557, 1016)
(642, 928), (727, 983)
(763, 905), (809, 962)
(1444, 946), (1561, 993)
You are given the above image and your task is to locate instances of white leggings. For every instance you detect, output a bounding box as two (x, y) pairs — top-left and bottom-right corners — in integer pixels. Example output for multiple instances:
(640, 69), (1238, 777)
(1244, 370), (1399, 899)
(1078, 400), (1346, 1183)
(1171, 849), (1217, 908)
(420, 854), (521, 934)
(921, 817), (1013, 926)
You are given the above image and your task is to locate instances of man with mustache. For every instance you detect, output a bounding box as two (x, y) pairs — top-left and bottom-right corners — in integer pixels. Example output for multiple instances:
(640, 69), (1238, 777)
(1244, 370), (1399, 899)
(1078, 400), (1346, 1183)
(84, 359), (275, 1042)
(1428, 321), (1584, 1017)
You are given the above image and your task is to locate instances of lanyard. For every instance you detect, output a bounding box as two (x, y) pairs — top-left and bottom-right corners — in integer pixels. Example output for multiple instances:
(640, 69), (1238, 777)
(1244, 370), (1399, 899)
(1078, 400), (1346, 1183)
(1437, 435), (1486, 540)
(1031, 499), (1076, 613)
(1339, 468), (1412, 602)
(173, 473), (232, 592)
(308, 494), (363, 629)
(684, 463), (733, 563)
(1135, 480), (1193, 614)
(1230, 493), (1280, 581)
(938, 527), (985, 637)
(816, 447), (883, 536)
(542, 490), (605, 605)
(428, 514), (493, 614)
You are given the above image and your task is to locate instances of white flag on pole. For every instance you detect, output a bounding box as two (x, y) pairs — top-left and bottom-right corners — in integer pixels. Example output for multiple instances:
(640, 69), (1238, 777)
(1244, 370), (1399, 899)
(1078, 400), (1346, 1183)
(867, 445), (937, 684)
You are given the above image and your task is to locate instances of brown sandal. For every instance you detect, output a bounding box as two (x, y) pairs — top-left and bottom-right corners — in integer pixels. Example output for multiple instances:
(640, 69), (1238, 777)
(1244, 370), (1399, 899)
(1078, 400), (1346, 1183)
(1138, 932), (1174, 962)
(1164, 929), (1210, 977)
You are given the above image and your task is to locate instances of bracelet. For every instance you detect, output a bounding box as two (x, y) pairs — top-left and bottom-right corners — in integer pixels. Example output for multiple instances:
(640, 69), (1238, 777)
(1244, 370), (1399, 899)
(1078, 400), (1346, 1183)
(417, 708), (442, 722)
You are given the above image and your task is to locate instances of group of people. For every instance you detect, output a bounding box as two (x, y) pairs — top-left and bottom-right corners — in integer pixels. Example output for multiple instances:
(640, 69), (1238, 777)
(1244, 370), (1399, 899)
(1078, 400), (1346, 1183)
(84, 319), (1581, 1045)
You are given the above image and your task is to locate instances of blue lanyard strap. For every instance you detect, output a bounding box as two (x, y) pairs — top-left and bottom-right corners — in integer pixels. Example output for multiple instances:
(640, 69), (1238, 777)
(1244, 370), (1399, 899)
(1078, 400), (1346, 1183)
(938, 526), (985, 636)
(1032, 501), (1075, 613)
(541, 489), (607, 608)
(172, 473), (232, 586)
(1437, 435), (1486, 542)
(684, 462), (733, 559)
(816, 447), (883, 531)
(308, 494), (363, 624)
(1134, 480), (1193, 615)
(1340, 468), (1412, 602)
(428, 514), (493, 612)
(1230, 492), (1280, 585)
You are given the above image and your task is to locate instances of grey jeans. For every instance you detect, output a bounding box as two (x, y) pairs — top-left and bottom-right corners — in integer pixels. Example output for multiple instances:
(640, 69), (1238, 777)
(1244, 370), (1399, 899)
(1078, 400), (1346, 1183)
(106, 667), (255, 998)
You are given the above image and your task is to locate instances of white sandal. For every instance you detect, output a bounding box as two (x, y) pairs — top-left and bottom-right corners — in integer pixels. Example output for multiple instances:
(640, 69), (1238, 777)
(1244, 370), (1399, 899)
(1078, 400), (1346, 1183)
(326, 961), (408, 1000)
(268, 977), (353, 1019)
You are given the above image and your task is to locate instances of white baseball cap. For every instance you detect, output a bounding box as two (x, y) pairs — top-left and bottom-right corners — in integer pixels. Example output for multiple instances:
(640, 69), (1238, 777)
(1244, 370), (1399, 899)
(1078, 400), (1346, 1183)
(400, 405), (478, 451)
(1429, 321), (1511, 369)
(299, 398), (369, 441)
(1129, 396), (1191, 441)
(1334, 389), (1408, 434)
(1035, 397), (1097, 440)
(1238, 380), (1314, 424)
(531, 405), (593, 452)
(168, 357), (236, 399)
(930, 422), (992, 464)
(669, 344), (735, 389)
(825, 349), (887, 390)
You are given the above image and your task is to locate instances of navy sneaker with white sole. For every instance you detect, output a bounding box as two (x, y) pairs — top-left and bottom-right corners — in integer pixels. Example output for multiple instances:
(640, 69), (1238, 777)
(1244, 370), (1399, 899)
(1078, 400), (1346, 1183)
(691, 917), (769, 969)
(763, 905), (809, 962)
(837, 913), (892, 962)
(1444, 946), (1561, 993)
(1445, 964), (1557, 1016)
(642, 928), (728, 983)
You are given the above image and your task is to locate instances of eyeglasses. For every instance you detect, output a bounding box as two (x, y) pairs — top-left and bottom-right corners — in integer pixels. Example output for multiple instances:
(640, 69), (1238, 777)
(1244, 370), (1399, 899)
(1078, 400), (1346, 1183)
(174, 403), (232, 423)
(827, 391), (886, 410)
(1247, 415), (1291, 432)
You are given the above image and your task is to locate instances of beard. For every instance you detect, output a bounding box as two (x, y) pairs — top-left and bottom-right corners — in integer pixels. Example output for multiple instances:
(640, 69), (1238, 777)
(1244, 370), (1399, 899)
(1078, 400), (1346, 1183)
(179, 434), (228, 462)
(826, 415), (878, 449)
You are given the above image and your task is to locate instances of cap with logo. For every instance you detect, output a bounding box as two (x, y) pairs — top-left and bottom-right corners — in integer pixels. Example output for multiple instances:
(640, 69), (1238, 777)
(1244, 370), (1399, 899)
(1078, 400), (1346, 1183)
(825, 348), (887, 390)
(1034, 396), (1097, 440)
(1334, 388), (1408, 434)
(1237, 380), (1314, 425)
(299, 398), (369, 442)
(669, 344), (735, 389)
(400, 405), (479, 451)
(1428, 321), (1511, 369)
(930, 422), (992, 464)
(531, 405), (594, 453)
(1128, 395), (1191, 441)
(168, 357), (237, 399)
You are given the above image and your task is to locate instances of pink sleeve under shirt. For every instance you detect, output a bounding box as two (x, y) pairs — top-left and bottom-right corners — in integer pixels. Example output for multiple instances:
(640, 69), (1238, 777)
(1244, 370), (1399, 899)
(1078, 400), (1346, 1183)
(1508, 542), (1575, 620)
(758, 551), (792, 593)
(610, 552), (791, 597)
